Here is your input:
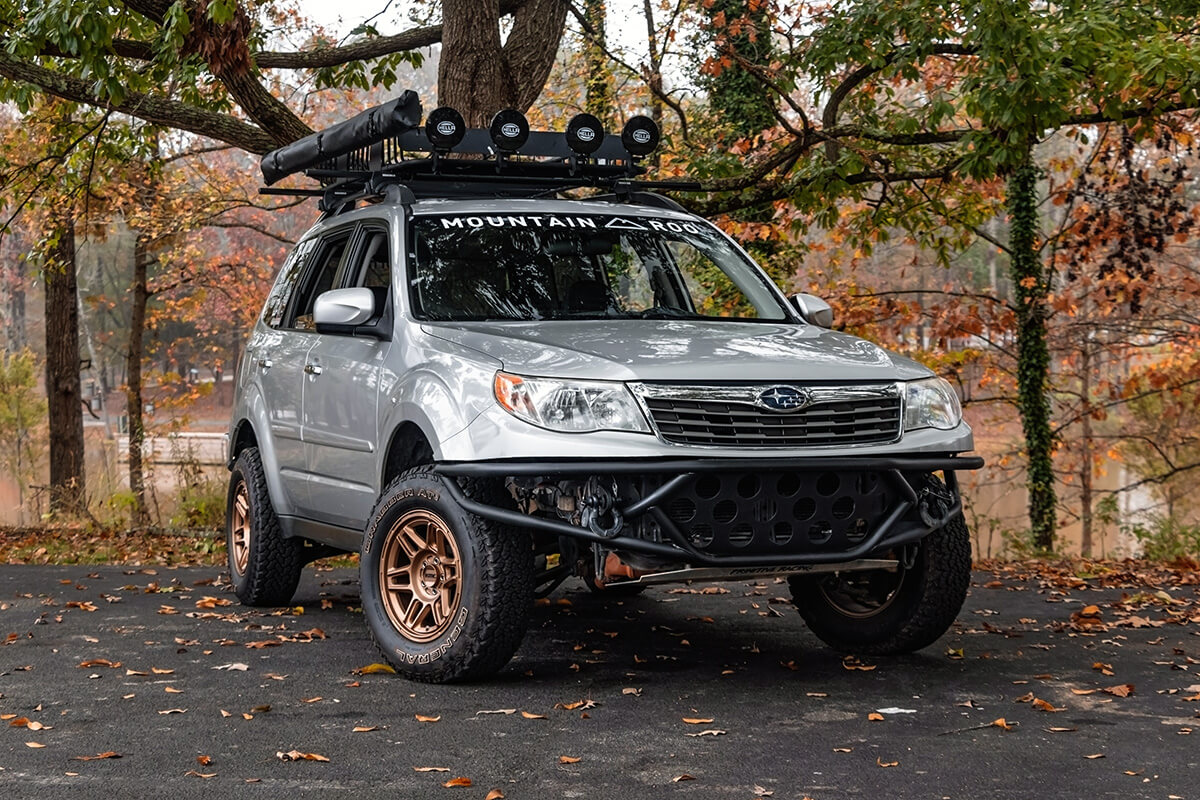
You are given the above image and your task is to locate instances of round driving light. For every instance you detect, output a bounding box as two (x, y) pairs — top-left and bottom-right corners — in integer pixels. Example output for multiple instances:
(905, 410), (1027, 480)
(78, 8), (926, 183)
(425, 107), (466, 151)
(489, 109), (530, 152)
(621, 115), (660, 156)
(565, 113), (605, 155)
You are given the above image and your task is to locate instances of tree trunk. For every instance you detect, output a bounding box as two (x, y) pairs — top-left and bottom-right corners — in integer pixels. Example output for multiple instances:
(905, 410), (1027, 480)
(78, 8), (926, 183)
(582, 0), (613, 126)
(1079, 343), (1093, 558)
(45, 219), (86, 514)
(437, 0), (516, 126)
(126, 238), (151, 527)
(1007, 158), (1056, 552)
(704, 0), (777, 137)
(437, 0), (567, 126)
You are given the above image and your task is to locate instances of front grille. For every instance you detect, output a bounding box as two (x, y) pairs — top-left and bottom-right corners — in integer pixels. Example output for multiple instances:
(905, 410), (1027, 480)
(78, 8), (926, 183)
(643, 392), (902, 448)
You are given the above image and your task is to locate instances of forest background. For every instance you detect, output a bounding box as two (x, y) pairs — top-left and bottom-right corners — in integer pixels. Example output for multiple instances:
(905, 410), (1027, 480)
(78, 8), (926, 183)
(1, 0), (1199, 562)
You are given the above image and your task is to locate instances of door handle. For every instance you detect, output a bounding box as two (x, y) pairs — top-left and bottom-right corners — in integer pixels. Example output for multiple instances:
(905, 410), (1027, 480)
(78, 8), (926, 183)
(304, 363), (323, 376)
(257, 358), (273, 370)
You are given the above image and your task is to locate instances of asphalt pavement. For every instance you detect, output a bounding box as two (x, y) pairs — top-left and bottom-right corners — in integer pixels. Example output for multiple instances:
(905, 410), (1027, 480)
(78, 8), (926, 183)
(0, 562), (1197, 799)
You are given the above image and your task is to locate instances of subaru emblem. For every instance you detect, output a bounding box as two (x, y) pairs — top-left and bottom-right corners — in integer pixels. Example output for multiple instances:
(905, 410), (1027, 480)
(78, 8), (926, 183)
(755, 386), (811, 412)
(501, 122), (521, 138)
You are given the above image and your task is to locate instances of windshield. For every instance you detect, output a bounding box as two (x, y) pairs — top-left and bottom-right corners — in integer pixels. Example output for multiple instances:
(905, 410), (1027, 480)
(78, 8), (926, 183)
(408, 213), (790, 322)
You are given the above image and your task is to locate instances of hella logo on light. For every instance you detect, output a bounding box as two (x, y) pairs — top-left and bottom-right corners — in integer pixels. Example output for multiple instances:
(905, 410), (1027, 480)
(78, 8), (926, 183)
(436, 120), (457, 136)
(501, 123), (521, 138)
(632, 129), (652, 144)
(577, 128), (595, 142)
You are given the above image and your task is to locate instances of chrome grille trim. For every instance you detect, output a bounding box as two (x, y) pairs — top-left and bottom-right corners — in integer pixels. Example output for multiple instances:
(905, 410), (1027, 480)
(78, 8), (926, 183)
(631, 383), (903, 449)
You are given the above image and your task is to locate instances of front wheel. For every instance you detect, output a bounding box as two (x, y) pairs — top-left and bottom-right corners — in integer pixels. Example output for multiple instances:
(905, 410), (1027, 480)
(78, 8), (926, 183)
(226, 447), (304, 607)
(360, 467), (533, 682)
(789, 514), (972, 655)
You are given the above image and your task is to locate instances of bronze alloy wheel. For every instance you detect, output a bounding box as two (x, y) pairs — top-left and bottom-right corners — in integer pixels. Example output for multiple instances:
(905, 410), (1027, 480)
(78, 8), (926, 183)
(379, 509), (463, 643)
(231, 483), (251, 576)
(817, 565), (907, 620)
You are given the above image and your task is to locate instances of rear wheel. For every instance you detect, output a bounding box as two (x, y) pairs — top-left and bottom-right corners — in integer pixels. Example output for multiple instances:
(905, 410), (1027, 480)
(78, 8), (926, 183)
(789, 514), (971, 655)
(226, 447), (304, 607)
(360, 467), (533, 682)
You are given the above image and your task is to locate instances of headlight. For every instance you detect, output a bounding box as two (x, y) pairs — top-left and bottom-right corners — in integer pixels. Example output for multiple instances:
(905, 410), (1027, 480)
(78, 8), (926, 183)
(904, 377), (962, 431)
(494, 372), (651, 433)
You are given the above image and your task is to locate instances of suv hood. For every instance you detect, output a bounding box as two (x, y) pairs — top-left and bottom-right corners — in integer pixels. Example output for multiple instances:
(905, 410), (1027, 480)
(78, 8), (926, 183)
(422, 320), (931, 383)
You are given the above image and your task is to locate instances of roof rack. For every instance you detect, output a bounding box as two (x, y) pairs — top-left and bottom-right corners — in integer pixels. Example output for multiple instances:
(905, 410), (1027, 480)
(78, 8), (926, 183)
(258, 92), (698, 213)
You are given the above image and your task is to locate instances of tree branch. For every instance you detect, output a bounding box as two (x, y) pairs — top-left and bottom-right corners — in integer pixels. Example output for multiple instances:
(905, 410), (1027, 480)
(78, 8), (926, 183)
(0, 51), (277, 153)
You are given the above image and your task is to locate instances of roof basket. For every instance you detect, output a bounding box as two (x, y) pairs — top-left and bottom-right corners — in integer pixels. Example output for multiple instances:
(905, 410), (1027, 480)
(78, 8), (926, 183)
(259, 93), (695, 212)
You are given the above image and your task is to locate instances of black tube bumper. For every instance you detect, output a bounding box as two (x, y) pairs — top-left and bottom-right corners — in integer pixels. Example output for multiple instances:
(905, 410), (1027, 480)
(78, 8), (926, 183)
(435, 455), (982, 567)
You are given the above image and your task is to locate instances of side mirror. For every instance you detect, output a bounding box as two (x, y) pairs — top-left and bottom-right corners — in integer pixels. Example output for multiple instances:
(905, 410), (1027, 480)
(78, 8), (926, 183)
(314, 287), (375, 328)
(789, 293), (834, 328)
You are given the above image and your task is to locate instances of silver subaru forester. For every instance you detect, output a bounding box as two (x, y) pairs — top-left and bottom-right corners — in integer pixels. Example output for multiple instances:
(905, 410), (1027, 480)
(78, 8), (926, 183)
(226, 96), (982, 682)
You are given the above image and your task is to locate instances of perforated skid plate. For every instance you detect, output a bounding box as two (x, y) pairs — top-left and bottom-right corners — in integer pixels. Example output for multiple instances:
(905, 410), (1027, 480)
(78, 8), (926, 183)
(652, 470), (896, 556)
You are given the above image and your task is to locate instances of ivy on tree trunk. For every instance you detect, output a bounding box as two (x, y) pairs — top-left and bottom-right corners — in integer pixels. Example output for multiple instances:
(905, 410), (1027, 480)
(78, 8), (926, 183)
(1007, 157), (1056, 552)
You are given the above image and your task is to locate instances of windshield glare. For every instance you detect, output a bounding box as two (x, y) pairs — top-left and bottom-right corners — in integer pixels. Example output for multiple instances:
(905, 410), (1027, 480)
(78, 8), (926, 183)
(408, 214), (789, 322)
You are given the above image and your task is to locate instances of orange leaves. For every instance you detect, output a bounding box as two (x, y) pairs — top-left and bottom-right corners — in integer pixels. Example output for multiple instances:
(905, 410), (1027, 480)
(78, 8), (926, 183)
(558, 756), (581, 764)
(77, 658), (120, 669)
(442, 777), (472, 788)
(277, 750), (329, 763)
(682, 717), (714, 725)
(356, 663), (397, 675)
(414, 714), (441, 723)
(73, 751), (121, 761)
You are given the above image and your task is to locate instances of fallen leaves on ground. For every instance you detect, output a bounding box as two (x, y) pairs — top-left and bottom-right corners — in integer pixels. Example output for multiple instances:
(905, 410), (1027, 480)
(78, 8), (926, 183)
(415, 714), (441, 723)
(868, 712), (884, 721)
(992, 718), (1014, 731)
(476, 709), (516, 715)
(77, 658), (120, 669)
(413, 766), (450, 773)
(558, 755), (581, 764)
(521, 711), (547, 720)
(197, 755), (212, 766)
(672, 774), (695, 782)
(684, 729), (726, 737)
(877, 758), (899, 768)
(184, 770), (216, 779)
(73, 751), (121, 760)
(25, 741), (45, 748)
(485, 791), (505, 800)
(442, 777), (472, 788)
(276, 750), (329, 762)
(353, 726), (378, 733)
(842, 656), (876, 671)
(621, 687), (642, 696)
(554, 699), (596, 711)
(682, 717), (714, 724)
(356, 663), (396, 675)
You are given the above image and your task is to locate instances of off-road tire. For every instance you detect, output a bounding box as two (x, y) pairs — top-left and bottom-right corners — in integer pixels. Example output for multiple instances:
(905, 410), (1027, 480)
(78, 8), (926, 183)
(789, 514), (972, 655)
(360, 466), (533, 682)
(226, 447), (305, 606)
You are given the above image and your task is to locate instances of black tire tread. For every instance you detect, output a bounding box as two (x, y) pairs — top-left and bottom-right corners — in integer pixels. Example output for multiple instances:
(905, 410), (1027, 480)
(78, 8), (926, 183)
(228, 447), (304, 607)
(792, 515), (972, 655)
(363, 466), (533, 683)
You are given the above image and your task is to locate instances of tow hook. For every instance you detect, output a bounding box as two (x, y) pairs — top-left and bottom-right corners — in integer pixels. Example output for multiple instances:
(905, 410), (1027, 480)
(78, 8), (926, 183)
(582, 504), (623, 538)
(917, 480), (954, 528)
(901, 543), (920, 570)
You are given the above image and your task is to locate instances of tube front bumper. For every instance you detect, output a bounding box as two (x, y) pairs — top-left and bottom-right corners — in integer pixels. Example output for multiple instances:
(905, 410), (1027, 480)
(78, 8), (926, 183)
(435, 455), (983, 567)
